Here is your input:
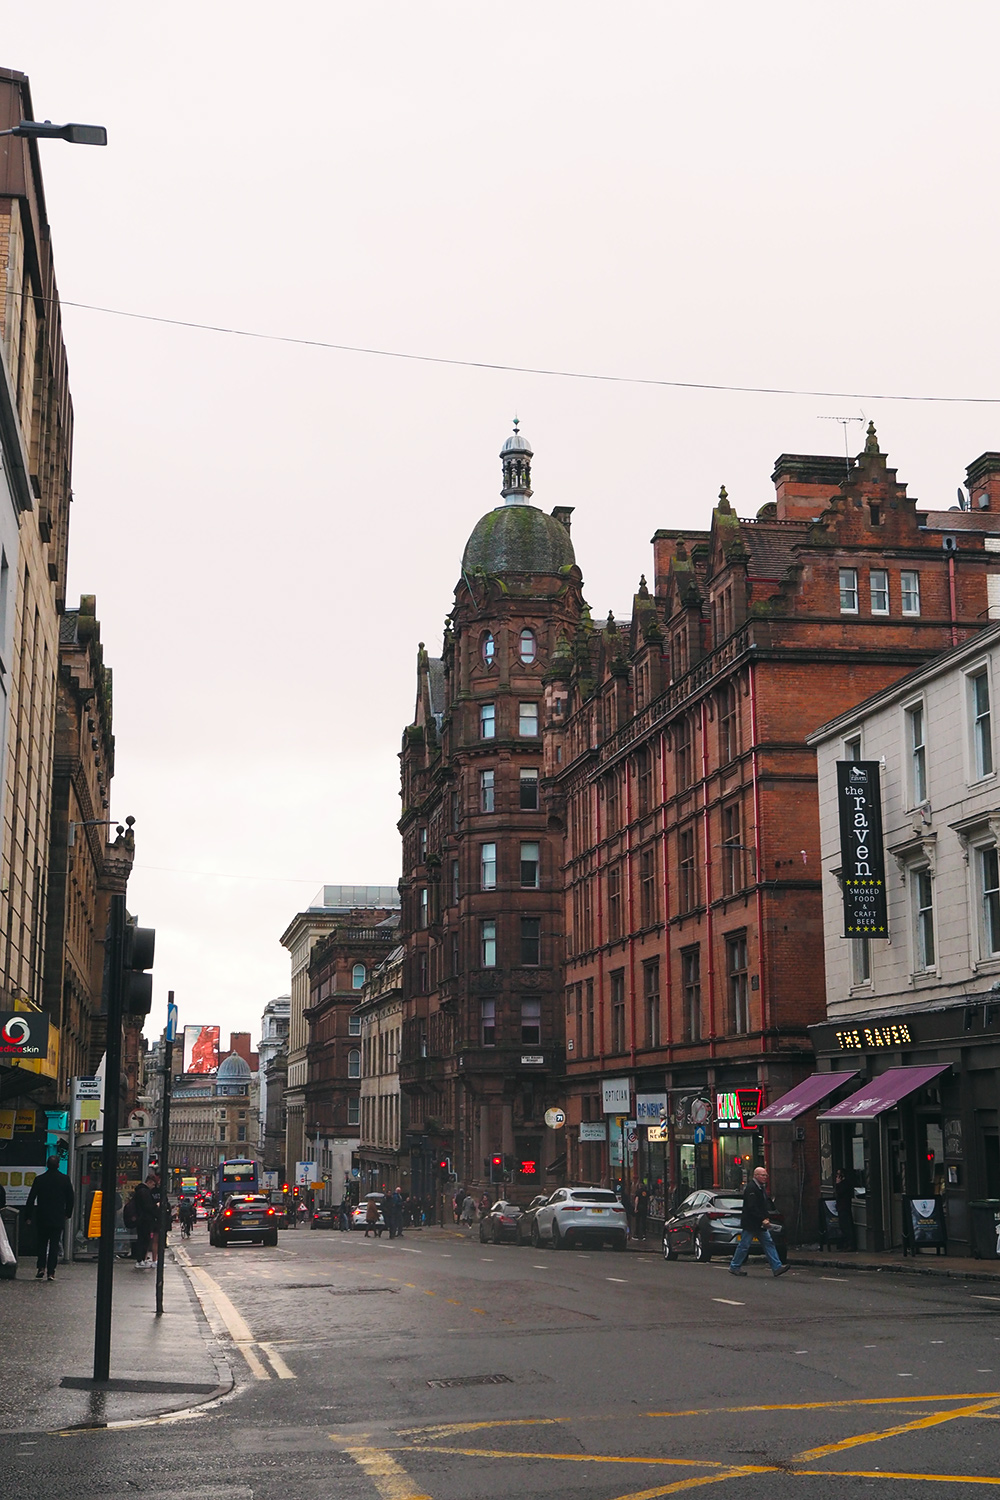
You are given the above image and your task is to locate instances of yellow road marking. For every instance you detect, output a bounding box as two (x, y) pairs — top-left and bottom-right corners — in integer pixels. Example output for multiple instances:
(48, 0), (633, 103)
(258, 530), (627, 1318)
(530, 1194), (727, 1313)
(339, 1444), (432, 1500)
(471, 1307), (487, 1315)
(609, 1473), (770, 1498)
(445, 1298), (461, 1305)
(397, 1445), (743, 1469)
(645, 1393), (1000, 1419)
(257, 1341), (296, 1380)
(400, 1418), (566, 1440)
(795, 1395), (1000, 1461)
(173, 1248), (270, 1381)
(796, 1468), (1000, 1487)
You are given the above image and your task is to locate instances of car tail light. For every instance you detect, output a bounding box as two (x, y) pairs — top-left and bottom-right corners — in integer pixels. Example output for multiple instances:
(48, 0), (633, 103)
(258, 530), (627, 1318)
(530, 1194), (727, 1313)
(561, 1206), (583, 1212)
(268, 1207), (275, 1216)
(224, 1209), (232, 1218)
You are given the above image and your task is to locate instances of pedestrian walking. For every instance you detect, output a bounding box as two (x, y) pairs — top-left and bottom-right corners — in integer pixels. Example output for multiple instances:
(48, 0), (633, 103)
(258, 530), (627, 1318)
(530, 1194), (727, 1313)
(834, 1169), (856, 1251)
(338, 1197), (350, 1232)
(178, 1199), (196, 1239)
(391, 1187), (405, 1238)
(729, 1166), (789, 1278)
(478, 1190), (490, 1218)
(364, 1196), (382, 1237)
(24, 1157), (75, 1281)
(131, 1173), (160, 1268)
(460, 1193), (476, 1232)
(633, 1184), (649, 1240)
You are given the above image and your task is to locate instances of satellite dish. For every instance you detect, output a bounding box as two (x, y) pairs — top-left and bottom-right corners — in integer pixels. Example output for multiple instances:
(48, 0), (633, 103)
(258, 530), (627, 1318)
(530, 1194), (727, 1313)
(957, 486), (970, 511)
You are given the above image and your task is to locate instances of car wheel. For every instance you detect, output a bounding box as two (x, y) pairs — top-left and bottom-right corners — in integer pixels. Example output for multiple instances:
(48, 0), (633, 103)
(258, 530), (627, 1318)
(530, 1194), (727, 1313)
(479, 1220), (487, 1243)
(265, 1232), (278, 1247)
(612, 1235), (626, 1251)
(663, 1239), (678, 1261)
(531, 1221), (542, 1249)
(694, 1231), (712, 1263)
(552, 1222), (563, 1250)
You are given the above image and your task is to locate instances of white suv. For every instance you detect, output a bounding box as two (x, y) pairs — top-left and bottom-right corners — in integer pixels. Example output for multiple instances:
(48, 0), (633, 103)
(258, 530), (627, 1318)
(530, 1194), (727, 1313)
(532, 1187), (628, 1251)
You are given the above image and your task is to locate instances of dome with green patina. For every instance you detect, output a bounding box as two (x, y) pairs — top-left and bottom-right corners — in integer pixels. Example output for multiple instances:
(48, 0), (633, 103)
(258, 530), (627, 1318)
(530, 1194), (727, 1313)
(461, 423), (576, 575)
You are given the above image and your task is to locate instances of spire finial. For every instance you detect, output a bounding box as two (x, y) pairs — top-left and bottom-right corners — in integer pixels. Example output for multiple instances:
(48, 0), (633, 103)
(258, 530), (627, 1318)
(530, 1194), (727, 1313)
(512, 414), (519, 433)
(717, 484), (731, 514)
(865, 420), (879, 453)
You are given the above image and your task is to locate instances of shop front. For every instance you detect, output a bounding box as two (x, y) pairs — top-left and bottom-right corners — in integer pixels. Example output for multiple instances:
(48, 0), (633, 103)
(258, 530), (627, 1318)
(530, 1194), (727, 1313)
(810, 1001), (1000, 1255)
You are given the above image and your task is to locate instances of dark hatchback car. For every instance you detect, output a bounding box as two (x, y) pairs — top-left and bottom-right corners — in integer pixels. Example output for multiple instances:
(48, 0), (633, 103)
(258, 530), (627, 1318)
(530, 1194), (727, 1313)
(479, 1200), (523, 1244)
(312, 1205), (336, 1229)
(662, 1190), (786, 1264)
(515, 1194), (550, 1246)
(209, 1193), (279, 1248)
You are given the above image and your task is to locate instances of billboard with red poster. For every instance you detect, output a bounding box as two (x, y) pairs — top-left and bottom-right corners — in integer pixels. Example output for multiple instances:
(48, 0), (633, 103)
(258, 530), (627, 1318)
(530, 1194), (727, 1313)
(183, 1024), (220, 1074)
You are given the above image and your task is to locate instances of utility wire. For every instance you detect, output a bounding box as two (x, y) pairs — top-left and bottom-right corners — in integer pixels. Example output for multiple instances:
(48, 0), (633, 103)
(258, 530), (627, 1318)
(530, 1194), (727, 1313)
(55, 296), (1000, 407)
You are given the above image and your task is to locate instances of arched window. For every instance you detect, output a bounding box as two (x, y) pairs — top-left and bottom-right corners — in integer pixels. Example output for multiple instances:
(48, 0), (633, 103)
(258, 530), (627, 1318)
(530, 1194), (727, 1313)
(348, 1049), (361, 1079)
(352, 962), (366, 989)
(519, 628), (536, 664)
(482, 632), (496, 666)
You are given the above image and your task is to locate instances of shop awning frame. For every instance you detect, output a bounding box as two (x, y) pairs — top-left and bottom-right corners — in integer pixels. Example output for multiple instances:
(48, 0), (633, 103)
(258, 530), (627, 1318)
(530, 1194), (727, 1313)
(755, 1071), (860, 1124)
(816, 1064), (950, 1123)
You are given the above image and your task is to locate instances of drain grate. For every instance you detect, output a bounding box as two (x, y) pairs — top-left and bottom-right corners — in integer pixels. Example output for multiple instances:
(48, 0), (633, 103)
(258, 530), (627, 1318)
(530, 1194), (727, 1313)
(427, 1373), (513, 1389)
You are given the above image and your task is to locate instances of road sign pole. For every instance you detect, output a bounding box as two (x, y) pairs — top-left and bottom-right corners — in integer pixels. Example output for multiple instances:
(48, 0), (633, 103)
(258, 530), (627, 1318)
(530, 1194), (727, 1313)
(154, 992), (175, 1317)
(94, 892), (126, 1382)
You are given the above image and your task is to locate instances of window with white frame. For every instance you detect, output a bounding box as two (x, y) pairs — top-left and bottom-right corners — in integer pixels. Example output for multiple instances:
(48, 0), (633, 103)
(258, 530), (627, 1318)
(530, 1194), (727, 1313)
(480, 702), (496, 739)
(519, 701), (539, 737)
(352, 962), (366, 989)
(970, 668), (994, 779)
(480, 768), (495, 812)
(480, 842), (497, 890)
(843, 734), (862, 762)
(911, 867), (936, 971)
(348, 1049), (361, 1079)
(901, 571), (921, 616)
(348, 1097), (360, 1127)
(481, 998), (496, 1046)
(519, 628), (537, 665)
(348, 1013), (361, 1036)
(979, 845), (1000, 958)
(482, 632), (496, 666)
(851, 938), (871, 987)
(870, 568), (889, 615)
(480, 919), (497, 968)
(520, 841), (540, 888)
(839, 568), (859, 614)
(418, 888), (428, 928)
(907, 702), (927, 804)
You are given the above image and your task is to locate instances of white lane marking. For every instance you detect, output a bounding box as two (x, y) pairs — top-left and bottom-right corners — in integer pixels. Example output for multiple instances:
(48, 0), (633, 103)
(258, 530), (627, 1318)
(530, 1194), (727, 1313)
(258, 1340), (296, 1379)
(795, 1350), (809, 1354)
(865, 1344), (877, 1348)
(821, 1276), (847, 1282)
(931, 1340), (944, 1345)
(532, 1265), (548, 1270)
(898, 1373), (914, 1378)
(439, 1254), (452, 1258)
(713, 1298), (744, 1306)
(978, 1369), (994, 1373)
(973, 1295), (1000, 1302)
(397, 1247), (423, 1254)
(480, 1258), (494, 1262)
(606, 1277), (627, 1283)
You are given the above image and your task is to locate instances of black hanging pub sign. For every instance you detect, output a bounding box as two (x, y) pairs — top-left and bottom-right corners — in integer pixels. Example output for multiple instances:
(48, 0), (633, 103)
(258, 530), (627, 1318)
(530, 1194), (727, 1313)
(836, 760), (889, 938)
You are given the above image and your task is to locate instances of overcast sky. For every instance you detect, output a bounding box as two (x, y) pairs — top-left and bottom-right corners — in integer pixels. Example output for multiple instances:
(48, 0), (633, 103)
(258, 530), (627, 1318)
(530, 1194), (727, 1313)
(6, 4), (1000, 1048)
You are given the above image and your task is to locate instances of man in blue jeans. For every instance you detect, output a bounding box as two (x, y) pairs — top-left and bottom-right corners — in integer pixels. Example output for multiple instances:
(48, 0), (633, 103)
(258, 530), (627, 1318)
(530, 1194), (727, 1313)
(729, 1166), (789, 1278)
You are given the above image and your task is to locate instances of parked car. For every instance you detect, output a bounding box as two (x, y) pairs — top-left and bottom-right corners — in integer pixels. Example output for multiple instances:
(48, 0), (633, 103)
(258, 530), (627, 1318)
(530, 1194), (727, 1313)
(662, 1190), (787, 1264)
(312, 1205), (336, 1229)
(516, 1194), (550, 1246)
(532, 1187), (628, 1250)
(478, 1201), (523, 1244)
(351, 1192), (386, 1231)
(209, 1193), (279, 1248)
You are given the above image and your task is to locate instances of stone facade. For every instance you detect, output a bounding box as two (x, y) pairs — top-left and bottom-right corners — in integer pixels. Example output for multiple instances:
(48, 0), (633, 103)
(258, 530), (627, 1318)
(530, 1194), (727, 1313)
(356, 944), (406, 1193)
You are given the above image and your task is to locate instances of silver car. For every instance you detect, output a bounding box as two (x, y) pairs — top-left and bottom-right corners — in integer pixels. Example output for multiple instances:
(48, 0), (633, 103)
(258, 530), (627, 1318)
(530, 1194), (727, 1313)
(531, 1187), (628, 1250)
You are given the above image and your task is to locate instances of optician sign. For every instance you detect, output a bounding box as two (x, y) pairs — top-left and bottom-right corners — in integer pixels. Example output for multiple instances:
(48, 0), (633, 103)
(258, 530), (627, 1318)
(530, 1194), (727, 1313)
(579, 1122), (607, 1142)
(602, 1077), (631, 1114)
(836, 761), (889, 938)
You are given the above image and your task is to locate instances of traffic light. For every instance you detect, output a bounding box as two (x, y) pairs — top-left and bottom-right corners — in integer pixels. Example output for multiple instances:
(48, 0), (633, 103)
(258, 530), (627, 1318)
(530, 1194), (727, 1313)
(123, 920), (156, 1016)
(490, 1153), (503, 1184)
(437, 1157), (451, 1179)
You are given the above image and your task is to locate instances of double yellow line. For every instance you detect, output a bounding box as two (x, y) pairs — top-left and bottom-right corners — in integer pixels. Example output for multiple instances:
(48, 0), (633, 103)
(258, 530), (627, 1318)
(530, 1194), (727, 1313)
(174, 1246), (294, 1381)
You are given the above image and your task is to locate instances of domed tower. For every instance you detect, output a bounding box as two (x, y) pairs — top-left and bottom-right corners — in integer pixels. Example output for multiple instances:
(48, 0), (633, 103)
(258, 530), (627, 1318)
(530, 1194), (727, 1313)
(399, 423), (585, 1203)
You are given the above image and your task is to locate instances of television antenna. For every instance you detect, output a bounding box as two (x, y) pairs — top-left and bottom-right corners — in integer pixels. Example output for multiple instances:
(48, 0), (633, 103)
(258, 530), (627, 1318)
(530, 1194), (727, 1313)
(818, 412), (865, 480)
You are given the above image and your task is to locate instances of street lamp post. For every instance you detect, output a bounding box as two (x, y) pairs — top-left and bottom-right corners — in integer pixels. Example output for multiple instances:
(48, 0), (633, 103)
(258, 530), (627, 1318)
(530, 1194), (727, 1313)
(0, 119), (107, 145)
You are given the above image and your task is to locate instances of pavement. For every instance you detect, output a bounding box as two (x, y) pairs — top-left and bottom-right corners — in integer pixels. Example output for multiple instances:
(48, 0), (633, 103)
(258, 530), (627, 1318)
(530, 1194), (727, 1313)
(0, 1242), (230, 1432)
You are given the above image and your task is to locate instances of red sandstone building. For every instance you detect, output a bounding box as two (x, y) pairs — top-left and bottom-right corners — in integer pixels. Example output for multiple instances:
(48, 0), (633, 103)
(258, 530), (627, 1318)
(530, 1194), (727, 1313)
(399, 421), (1000, 1230)
(558, 427), (998, 1233)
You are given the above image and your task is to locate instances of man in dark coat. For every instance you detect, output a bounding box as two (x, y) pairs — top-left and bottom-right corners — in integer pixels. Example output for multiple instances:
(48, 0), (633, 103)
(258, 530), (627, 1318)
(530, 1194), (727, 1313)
(834, 1169), (856, 1250)
(24, 1156), (75, 1280)
(729, 1166), (789, 1278)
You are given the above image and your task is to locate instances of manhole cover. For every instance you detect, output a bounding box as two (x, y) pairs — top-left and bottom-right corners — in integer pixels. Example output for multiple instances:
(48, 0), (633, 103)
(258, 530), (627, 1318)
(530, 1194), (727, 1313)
(427, 1374), (513, 1389)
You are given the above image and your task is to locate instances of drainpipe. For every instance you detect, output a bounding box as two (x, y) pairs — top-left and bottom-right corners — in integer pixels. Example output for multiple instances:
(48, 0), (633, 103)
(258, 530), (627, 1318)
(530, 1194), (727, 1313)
(594, 778), (608, 1185)
(699, 700), (716, 1055)
(625, 759), (637, 1072)
(659, 730), (673, 1057)
(948, 552), (959, 647)
(747, 664), (768, 1053)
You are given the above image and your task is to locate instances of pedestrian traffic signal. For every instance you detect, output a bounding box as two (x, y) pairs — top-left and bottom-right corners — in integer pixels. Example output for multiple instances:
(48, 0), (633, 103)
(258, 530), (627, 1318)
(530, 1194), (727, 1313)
(490, 1153), (503, 1184)
(437, 1157), (451, 1178)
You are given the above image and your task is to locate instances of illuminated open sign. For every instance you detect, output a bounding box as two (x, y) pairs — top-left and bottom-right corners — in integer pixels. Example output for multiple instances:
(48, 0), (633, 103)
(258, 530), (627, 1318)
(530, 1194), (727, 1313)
(715, 1088), (763, 1132)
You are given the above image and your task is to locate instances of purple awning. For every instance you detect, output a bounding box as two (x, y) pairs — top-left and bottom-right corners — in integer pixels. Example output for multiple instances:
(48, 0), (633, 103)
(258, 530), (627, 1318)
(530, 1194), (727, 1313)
(755, 1071), (860, 1124)
(816, 1064), (950, 1123)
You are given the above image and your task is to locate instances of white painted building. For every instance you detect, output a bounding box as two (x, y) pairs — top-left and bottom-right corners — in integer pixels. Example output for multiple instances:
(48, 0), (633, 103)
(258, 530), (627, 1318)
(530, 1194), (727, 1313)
(808, 621), (1000, 1253)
